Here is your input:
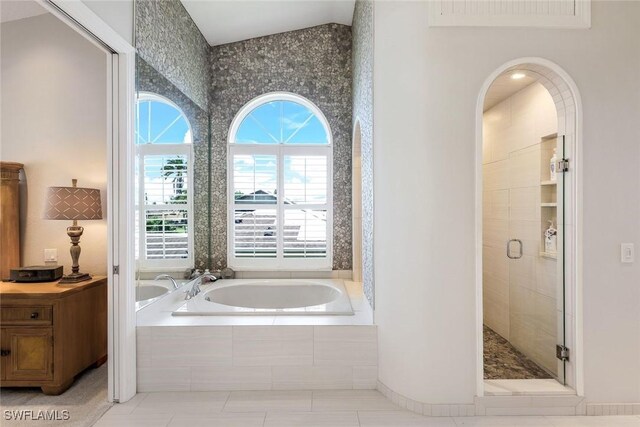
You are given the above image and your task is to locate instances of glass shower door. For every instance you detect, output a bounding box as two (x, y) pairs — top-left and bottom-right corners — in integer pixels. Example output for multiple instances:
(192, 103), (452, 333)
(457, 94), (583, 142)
(504, 133), (566, 384)
(555, 136), (568, 385)
(540, 134), (567, 385)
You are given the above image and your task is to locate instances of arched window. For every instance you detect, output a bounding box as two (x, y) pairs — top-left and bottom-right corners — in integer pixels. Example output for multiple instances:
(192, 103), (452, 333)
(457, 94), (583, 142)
(136, 92), (193, 270)
(228, 92), (333, 270)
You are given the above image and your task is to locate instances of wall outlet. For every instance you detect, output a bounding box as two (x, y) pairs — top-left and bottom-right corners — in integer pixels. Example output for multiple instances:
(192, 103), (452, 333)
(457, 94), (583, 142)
(621, 243), (634, 264)
(44, 248), (58, 262)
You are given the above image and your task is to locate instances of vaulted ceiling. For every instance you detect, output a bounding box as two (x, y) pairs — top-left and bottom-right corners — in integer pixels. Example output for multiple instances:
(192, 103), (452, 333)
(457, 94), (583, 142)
(181, 0), (356, 46)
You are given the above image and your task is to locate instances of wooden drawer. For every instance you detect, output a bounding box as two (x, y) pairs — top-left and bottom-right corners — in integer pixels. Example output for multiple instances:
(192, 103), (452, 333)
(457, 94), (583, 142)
(1, 307), (52, 325)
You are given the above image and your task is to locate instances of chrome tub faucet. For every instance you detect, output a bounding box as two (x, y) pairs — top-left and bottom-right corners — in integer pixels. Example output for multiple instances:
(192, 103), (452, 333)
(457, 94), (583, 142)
(154, 274), (179, 289)
(184, 272), (219, 300)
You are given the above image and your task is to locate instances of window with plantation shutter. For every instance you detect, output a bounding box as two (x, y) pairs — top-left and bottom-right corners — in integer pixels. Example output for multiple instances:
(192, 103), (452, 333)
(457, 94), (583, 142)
(136, 93), (193, 270)
(228, 93), (332, 270)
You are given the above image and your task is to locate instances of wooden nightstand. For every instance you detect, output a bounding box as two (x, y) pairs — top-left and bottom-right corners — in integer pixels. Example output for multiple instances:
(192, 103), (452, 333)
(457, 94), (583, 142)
(0, 276), (107, 395)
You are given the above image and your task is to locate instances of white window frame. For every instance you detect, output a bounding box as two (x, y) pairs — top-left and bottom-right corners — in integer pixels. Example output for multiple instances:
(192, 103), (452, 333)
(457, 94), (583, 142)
(227, 92), (333, 271)
(136, 93), (194, 272)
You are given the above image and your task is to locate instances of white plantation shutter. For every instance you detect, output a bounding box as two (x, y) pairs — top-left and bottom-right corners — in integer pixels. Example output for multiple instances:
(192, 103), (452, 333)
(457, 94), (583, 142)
(228, 93), (333, 270)
(138, 144), (193, 269)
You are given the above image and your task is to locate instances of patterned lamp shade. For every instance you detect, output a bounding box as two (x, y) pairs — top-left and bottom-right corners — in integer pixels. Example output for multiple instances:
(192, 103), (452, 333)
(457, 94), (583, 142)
(44, 185), (103, 221)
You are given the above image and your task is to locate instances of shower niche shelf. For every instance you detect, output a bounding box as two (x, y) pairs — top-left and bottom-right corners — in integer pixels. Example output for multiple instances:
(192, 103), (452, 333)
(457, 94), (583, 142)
(540, 135), (559, 261)
(539, 251), (558, 259)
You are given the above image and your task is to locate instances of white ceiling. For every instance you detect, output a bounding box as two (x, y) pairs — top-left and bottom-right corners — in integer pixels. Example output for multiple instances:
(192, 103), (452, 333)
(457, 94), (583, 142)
(484, 72), (538, 111)
(0, 0), (47, 23)
(181, 0), (356, 46)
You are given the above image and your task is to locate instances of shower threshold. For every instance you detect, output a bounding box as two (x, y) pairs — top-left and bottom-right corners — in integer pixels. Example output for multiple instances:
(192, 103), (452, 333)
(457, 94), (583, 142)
(484, 379), (575, 396)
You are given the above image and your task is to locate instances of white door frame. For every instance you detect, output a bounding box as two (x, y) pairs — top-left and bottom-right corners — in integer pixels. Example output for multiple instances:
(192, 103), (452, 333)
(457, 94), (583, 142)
(38, 0), (137, 403)
(474, 57), (584, 397)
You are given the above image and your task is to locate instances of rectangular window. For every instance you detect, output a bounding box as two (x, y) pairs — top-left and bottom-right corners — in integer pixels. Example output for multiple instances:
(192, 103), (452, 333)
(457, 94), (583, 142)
(137, 144), (193, 270)
(228, 146), (332, 270)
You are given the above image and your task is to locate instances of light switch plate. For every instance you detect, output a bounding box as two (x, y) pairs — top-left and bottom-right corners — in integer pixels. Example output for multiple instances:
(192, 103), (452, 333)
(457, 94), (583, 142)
(44, 248), (58, 262)
(621, 243), (634, 264)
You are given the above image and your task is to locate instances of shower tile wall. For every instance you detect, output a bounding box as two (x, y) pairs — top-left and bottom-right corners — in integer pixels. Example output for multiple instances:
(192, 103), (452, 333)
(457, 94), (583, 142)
(483, 82), (558, 375)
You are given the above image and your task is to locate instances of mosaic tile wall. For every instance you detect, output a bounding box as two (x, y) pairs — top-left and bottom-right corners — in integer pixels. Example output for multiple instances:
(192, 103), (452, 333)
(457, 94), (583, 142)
(352, 0), (375, 306)
(135, 0), (210, 111)
(208, 24), (354, 270)
(135, 56), (211, 269)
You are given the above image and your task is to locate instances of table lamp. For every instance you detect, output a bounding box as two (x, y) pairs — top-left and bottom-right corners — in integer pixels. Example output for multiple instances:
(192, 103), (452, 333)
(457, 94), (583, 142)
(44, 179), (102, 284)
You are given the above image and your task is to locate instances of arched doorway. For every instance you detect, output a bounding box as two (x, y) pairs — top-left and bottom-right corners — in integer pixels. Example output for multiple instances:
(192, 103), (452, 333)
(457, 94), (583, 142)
(352, 120), (363, 283)
(476, 58), (582, 396)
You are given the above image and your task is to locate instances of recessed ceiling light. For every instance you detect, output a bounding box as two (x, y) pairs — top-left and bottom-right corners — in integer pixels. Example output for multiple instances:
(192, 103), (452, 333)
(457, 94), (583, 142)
(511, 72), (526, 80)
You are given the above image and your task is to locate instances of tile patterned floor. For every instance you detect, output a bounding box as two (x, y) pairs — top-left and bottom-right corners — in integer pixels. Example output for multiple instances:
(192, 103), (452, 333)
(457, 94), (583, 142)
(484, 325), (553, 380)
(95, 390), (640, 427)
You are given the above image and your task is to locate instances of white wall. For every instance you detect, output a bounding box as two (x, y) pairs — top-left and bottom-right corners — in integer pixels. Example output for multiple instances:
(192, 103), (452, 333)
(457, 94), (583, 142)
(373, 1), (640, 404)
(1, 13), (108, 276)
(79, 0), (134, 46)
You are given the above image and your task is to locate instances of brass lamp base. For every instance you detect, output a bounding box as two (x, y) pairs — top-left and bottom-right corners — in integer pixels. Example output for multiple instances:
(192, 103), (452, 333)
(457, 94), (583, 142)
(59, 272), (92, 284)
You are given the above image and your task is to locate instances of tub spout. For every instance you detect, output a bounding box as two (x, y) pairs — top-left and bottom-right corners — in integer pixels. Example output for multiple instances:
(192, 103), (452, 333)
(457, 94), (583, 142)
(184, 273), (219, 300)
(154, 274), (179, 289)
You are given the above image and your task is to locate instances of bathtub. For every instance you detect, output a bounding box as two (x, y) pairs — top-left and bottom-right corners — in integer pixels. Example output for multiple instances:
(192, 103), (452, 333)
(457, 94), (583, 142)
(135, 278), (189, 311)
(172, 279), (354, 316)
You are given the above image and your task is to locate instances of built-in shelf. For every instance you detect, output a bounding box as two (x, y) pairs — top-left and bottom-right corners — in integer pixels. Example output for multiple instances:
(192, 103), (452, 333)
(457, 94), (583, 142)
(540, 251), (558, 260)
(540, 137), (559, 259)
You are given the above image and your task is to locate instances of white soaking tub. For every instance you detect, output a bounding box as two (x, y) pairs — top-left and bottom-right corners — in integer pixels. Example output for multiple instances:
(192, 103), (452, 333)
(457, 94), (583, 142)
(172, 279), (354, 316)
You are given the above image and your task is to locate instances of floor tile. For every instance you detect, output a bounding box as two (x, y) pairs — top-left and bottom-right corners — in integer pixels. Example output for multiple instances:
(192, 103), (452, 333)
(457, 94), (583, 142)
(264, 411), (359, 427)
(224, 390), (313, 412)
(358, 410), (458, 426)
(94, 413), (172, 427)
(545, 416), (640, 426)
(453, 415), (553, 425)
(312, 390), (400, 411)
(139, 391), (230, 405)
(168, 412), (266, 427)
(105, 393), (149, 415)
(484, 325), (551, 380)
(131, 391), (230, 415)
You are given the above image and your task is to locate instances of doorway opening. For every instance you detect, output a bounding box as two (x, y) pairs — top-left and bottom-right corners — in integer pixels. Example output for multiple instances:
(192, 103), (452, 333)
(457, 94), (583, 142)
(352, 120), (363, 283)
(477, 59), (581, 396)
(1, 0), (137, 406)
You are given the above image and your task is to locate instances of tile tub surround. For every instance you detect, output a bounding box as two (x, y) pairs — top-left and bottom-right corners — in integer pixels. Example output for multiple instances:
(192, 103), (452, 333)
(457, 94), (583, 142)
(136, 325), (377, 392)
(136, 281), (375, 392)
(209, 24), (353, 271)
(96, 390), (640, 427)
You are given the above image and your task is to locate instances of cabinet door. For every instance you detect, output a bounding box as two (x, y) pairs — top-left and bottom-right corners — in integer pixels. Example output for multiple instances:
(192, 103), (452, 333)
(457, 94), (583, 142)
(3, 327), (53, 381)
(0, 328), (7, 380)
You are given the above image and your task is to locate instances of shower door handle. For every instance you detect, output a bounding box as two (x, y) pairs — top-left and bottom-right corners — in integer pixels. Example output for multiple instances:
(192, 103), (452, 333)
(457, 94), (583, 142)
(507, 239), (523, 259)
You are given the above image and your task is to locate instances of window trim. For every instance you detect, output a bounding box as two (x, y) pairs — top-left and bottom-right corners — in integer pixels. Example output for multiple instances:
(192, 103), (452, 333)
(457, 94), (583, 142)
(136, 92), (194, 272)
(227, 92), (333, 271)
